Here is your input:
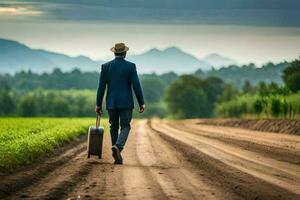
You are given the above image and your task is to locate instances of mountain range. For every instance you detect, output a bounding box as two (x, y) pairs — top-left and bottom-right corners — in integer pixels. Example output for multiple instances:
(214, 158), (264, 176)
(129, 47), (213, 74)
(202, 53), (237, 68)
(0, 38), (237, 74)
(0, 39), (101, 74)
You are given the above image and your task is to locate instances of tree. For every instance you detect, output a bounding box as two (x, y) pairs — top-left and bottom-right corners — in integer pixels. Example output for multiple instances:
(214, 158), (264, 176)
(17, 95), (39, 117)
(51, 96), (70, 117)
(201, 76), (224, 116)
(165, 75), (207, 118)
(253, 98), (264, 115)
(141, 78), (165, 104)
(0, 91), (15, 115)
(268, 82), (279, 94)
(258, 81), (268, 96)
(283, 59), (300, 93)
(159, 72), (178, 85)
(271, 97), (281, 117)
(242, 80), (255, 94)
(202, 77), (224, 102)
(0, 79), (10, 91)
(218, 84), (239, 102)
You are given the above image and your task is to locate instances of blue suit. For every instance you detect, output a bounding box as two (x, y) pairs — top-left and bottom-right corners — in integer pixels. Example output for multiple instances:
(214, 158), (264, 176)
(96, 57), (144, 109)
(96, 57), (144, 151)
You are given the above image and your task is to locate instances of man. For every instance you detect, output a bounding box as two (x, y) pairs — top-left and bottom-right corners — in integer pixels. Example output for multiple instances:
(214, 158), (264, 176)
(95, 43), (145, 165)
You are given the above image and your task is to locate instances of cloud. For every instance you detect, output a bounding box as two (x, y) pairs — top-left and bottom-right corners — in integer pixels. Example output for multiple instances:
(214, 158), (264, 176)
(0, 6), (42, 16)
(1, 0), (300, 26)
(0, 2), (42, 18)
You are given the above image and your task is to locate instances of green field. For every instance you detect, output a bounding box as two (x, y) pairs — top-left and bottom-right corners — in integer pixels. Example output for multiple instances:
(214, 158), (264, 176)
(216, 93), (300, 119)
(0, 118), (108, 172)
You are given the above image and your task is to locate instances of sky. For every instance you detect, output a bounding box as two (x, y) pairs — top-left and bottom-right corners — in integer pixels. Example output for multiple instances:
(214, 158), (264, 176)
(0, 0), (300, 65)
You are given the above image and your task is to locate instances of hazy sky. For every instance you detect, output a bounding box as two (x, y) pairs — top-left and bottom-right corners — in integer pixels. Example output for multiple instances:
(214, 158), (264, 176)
(0, 0), (300, 65)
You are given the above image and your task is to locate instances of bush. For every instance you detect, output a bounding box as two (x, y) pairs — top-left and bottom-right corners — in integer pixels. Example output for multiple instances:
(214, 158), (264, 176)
(216, 93), (300, 119)
(253, 98), (264, 115)
(283, 59), (300, 93)
(270, 97), (281, 117)
(165, 75), (207, 118)
(0, 91), (15, 115)
(17, 95), (39, 117)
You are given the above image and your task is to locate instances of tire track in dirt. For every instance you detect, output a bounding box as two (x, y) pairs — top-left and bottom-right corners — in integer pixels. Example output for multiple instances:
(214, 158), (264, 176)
(170, 121), (300, 165)
(150, 119), (300, 200)
(6, 150), (92, 200)
(67, 131), (125, 200)
(67, 121), (167, 200)
(121, 122), (167, 200)
(181, 120), (300, 152)
(165, 123), (300, 181)
(68, 120), (223, 200)
(136, 120), (226, 200)
(161, 121), (300, 183)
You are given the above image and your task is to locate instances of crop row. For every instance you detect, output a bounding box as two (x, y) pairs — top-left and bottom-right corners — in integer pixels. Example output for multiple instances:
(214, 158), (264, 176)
(0, 118), (107, 172)
(215, 93), (300, 119)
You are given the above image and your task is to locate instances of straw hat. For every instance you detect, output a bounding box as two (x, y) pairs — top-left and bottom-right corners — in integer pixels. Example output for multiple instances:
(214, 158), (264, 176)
(110, 43), (129, 53)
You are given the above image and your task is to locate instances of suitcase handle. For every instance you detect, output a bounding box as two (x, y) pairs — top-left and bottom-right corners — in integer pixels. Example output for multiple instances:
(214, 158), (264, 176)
(96, 114), (101, 128)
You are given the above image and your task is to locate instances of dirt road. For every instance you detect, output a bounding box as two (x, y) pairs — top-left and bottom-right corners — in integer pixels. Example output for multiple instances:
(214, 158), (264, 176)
(1, 119), (300, 200)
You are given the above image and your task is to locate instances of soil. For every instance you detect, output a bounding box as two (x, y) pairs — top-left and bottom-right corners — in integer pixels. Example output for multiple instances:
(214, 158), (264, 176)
(194, 118), (300, 135)
(1, 119), (299, 200)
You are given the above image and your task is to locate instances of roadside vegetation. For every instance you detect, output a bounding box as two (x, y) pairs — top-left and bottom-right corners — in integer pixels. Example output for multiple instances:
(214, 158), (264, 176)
(216, 59), (300, 119)
(0, 118), (108, 172)
(165, 58), (300, 119)
(216, 93), (300, 118)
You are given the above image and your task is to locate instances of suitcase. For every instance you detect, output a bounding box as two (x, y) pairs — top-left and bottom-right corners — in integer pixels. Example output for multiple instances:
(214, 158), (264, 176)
(87, 114), (104, 159)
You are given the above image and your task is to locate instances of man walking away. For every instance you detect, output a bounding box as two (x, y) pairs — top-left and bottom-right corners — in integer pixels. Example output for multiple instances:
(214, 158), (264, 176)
(95, 43), (145, 165)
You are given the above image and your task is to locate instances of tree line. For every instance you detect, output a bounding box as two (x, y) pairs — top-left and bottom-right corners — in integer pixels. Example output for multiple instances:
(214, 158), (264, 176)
(0, 59), (298, 118)
(0, 74), (225, 118)
(0, 61), (290, 91)
(0, 71), (178, 117)
(0, 89), (95, 117)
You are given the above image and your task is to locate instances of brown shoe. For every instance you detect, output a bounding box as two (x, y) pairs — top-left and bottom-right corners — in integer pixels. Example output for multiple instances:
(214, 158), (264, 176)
(112, 145), (123, 164)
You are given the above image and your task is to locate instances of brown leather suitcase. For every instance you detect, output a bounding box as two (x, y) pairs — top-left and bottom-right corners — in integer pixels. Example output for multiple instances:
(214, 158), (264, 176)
(87, 114), (104, 159)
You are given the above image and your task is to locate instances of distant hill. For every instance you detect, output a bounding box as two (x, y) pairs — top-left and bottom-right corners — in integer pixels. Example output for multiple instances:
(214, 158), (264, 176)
(202, 53), (237, 68)
(0, 38), (241, 74)
(129, 47), (212, 74)
(0, 39), (102, 74)
(195, 62), (290, 86)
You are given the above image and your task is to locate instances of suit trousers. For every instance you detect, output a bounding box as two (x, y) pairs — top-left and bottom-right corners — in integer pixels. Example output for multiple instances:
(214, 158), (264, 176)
(108, 109), (132, 151)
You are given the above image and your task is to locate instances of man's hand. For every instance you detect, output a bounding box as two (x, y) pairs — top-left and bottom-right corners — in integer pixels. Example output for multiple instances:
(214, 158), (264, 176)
(95, 106), (102, 115)
(139, 104), (145, 113)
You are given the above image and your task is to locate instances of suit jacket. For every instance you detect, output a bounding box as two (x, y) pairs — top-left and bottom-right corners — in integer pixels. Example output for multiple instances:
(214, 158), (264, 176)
(96, 57), (144, 110)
